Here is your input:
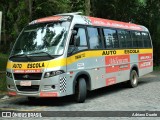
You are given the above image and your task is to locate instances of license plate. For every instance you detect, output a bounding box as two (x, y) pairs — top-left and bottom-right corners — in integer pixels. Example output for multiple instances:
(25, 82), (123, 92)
(20, 81), (31, 86)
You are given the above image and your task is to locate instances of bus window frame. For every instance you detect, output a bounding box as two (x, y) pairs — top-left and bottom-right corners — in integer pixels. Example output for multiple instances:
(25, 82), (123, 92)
(86, 26), (105, 50)
(102, 27), (119, 49)
(141, 31), (152, 48)
(69, 24), (152, 54)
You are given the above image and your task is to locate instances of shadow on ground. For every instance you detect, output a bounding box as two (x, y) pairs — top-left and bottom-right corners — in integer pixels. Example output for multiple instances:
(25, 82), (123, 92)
(14, 76), (158, 107)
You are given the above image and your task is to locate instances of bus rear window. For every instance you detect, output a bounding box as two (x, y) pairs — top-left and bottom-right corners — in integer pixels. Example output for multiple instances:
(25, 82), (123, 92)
(142, 32), (152, 48)
(131, 31), (143, 48)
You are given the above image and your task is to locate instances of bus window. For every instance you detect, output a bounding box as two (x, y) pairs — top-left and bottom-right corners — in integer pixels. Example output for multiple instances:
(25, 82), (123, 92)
(87, 27), (102, 49)
(118, 30), (132, 48)
(132, 31), (143, 48)
(126, 31), (132, 48)
(77, 28), (87, 46)
(142, 32), (151, 48)
(68, 27), (88, 53)
(103, 28), (119, 48)
(118, 30), (126, 48)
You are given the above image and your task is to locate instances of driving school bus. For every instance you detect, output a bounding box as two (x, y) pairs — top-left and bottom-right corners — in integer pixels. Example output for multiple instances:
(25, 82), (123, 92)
(6, 12), (153, 103)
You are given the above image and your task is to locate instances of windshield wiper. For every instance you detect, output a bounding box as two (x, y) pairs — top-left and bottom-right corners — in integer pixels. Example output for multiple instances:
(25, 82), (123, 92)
(9, 54), (35, 61)
(28, 51), (56, 58)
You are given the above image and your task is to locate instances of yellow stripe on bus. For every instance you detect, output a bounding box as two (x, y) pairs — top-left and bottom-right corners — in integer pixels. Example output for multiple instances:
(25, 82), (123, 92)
(66, 49), (153, 65)
(6, 49), (153, 69)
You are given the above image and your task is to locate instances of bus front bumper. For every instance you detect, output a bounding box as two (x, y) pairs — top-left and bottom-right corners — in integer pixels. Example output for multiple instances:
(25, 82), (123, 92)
(8, 90), (58, 97)
(6, 75), (68, 97)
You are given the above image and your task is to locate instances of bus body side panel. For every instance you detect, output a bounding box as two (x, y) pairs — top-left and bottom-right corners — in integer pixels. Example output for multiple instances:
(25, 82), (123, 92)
(66, 51), (128, 91)
(129, 50), (153, 77)
(66, 49), (153, 92)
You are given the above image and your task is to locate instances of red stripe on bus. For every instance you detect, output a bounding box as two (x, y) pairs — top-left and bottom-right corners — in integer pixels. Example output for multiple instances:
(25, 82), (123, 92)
(88, 17), (142, 31)
(36, 16), (62, 23)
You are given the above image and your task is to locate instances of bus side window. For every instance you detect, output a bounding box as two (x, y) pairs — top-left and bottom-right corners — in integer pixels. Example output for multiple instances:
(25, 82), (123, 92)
(118, 30), (132, 48)
(142, 32), (151, 48)
(126, 31), (133, 48)
(132, 31), (143, 48)
(118, 30), (126, 48)
(68, 27), (88, 54)
(103, 28), (119, 48)
(87, 27), (102, 49)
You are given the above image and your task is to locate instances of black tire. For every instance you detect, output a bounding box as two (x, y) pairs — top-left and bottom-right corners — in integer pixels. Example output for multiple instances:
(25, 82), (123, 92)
(27, 96), (36, 101)
(75, 78), (87, 103)
(127, 70), (138, 88)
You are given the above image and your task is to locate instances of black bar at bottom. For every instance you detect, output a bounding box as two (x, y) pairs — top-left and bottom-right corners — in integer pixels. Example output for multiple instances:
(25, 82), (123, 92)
(0, 111), (159, 117)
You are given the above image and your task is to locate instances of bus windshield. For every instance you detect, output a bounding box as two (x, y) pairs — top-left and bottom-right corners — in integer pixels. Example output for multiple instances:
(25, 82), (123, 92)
(11, 21), (70, 58)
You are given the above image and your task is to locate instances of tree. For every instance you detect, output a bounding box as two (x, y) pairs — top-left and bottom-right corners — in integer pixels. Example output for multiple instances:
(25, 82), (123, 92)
(85, 0), (90, 15)
(69, 0), (85, 13)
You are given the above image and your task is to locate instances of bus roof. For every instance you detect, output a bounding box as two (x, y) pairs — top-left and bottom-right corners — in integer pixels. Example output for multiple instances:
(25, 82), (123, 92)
(29, 13), (148, 32)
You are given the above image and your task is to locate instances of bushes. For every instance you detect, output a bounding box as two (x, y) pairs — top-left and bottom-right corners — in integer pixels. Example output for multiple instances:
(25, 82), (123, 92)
(0, 53), (8, 91)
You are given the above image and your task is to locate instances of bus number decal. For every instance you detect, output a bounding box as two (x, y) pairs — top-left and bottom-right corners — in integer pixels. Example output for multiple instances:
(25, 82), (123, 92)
(75, 53), (85, 60)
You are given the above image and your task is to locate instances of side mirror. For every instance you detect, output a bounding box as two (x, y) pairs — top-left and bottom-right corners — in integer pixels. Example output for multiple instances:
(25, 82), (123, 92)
(74, 35), (80, 46)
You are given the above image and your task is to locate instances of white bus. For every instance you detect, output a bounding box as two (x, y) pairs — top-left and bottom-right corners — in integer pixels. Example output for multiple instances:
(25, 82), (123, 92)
(6, 12), (153, 103)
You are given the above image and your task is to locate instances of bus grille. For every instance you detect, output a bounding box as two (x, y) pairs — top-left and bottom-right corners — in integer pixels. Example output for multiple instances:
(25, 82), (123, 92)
(14, 73), (42, 80)
(16, 85), (39, 91)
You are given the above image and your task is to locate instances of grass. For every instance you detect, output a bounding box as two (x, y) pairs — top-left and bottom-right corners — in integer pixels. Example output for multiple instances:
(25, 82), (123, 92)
(0, 53), (9, 91)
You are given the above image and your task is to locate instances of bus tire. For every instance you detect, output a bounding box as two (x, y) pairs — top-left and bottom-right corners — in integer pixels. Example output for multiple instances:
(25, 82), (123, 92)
(127, 70), (138, 88)
(74, 78), (87, 103)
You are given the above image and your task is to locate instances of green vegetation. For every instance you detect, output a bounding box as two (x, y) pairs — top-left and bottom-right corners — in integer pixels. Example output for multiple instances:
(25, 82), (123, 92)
(0, 0), (160, 91)
(0, 53), (8, 91)
(153, 66), (160, 71)
(0, 53), (8, 71)
(0, 74), (7, 91)
(0, 0), (160, 64)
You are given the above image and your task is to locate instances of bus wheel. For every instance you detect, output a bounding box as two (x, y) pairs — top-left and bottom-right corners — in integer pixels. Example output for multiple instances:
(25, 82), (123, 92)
(74, 78), (87, 103)
(27, 97), (36, 101)
(127, 70), (138, 88)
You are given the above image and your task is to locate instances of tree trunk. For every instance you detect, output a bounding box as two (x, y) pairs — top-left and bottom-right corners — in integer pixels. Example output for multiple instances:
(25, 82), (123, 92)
(85, 0), (90, 16)
(0, 11), (2, 45)
(28, 0), (33, 21)
(2, 7), (6, 45)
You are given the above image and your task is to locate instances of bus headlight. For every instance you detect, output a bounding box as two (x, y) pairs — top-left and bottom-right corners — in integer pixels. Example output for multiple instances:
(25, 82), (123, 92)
(6, 72), (13, 78)
(44, 70), (65, 78)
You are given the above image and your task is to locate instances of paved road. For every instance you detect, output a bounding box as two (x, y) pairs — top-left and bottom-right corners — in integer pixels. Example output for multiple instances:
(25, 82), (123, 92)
(0, 71), (160, 119)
